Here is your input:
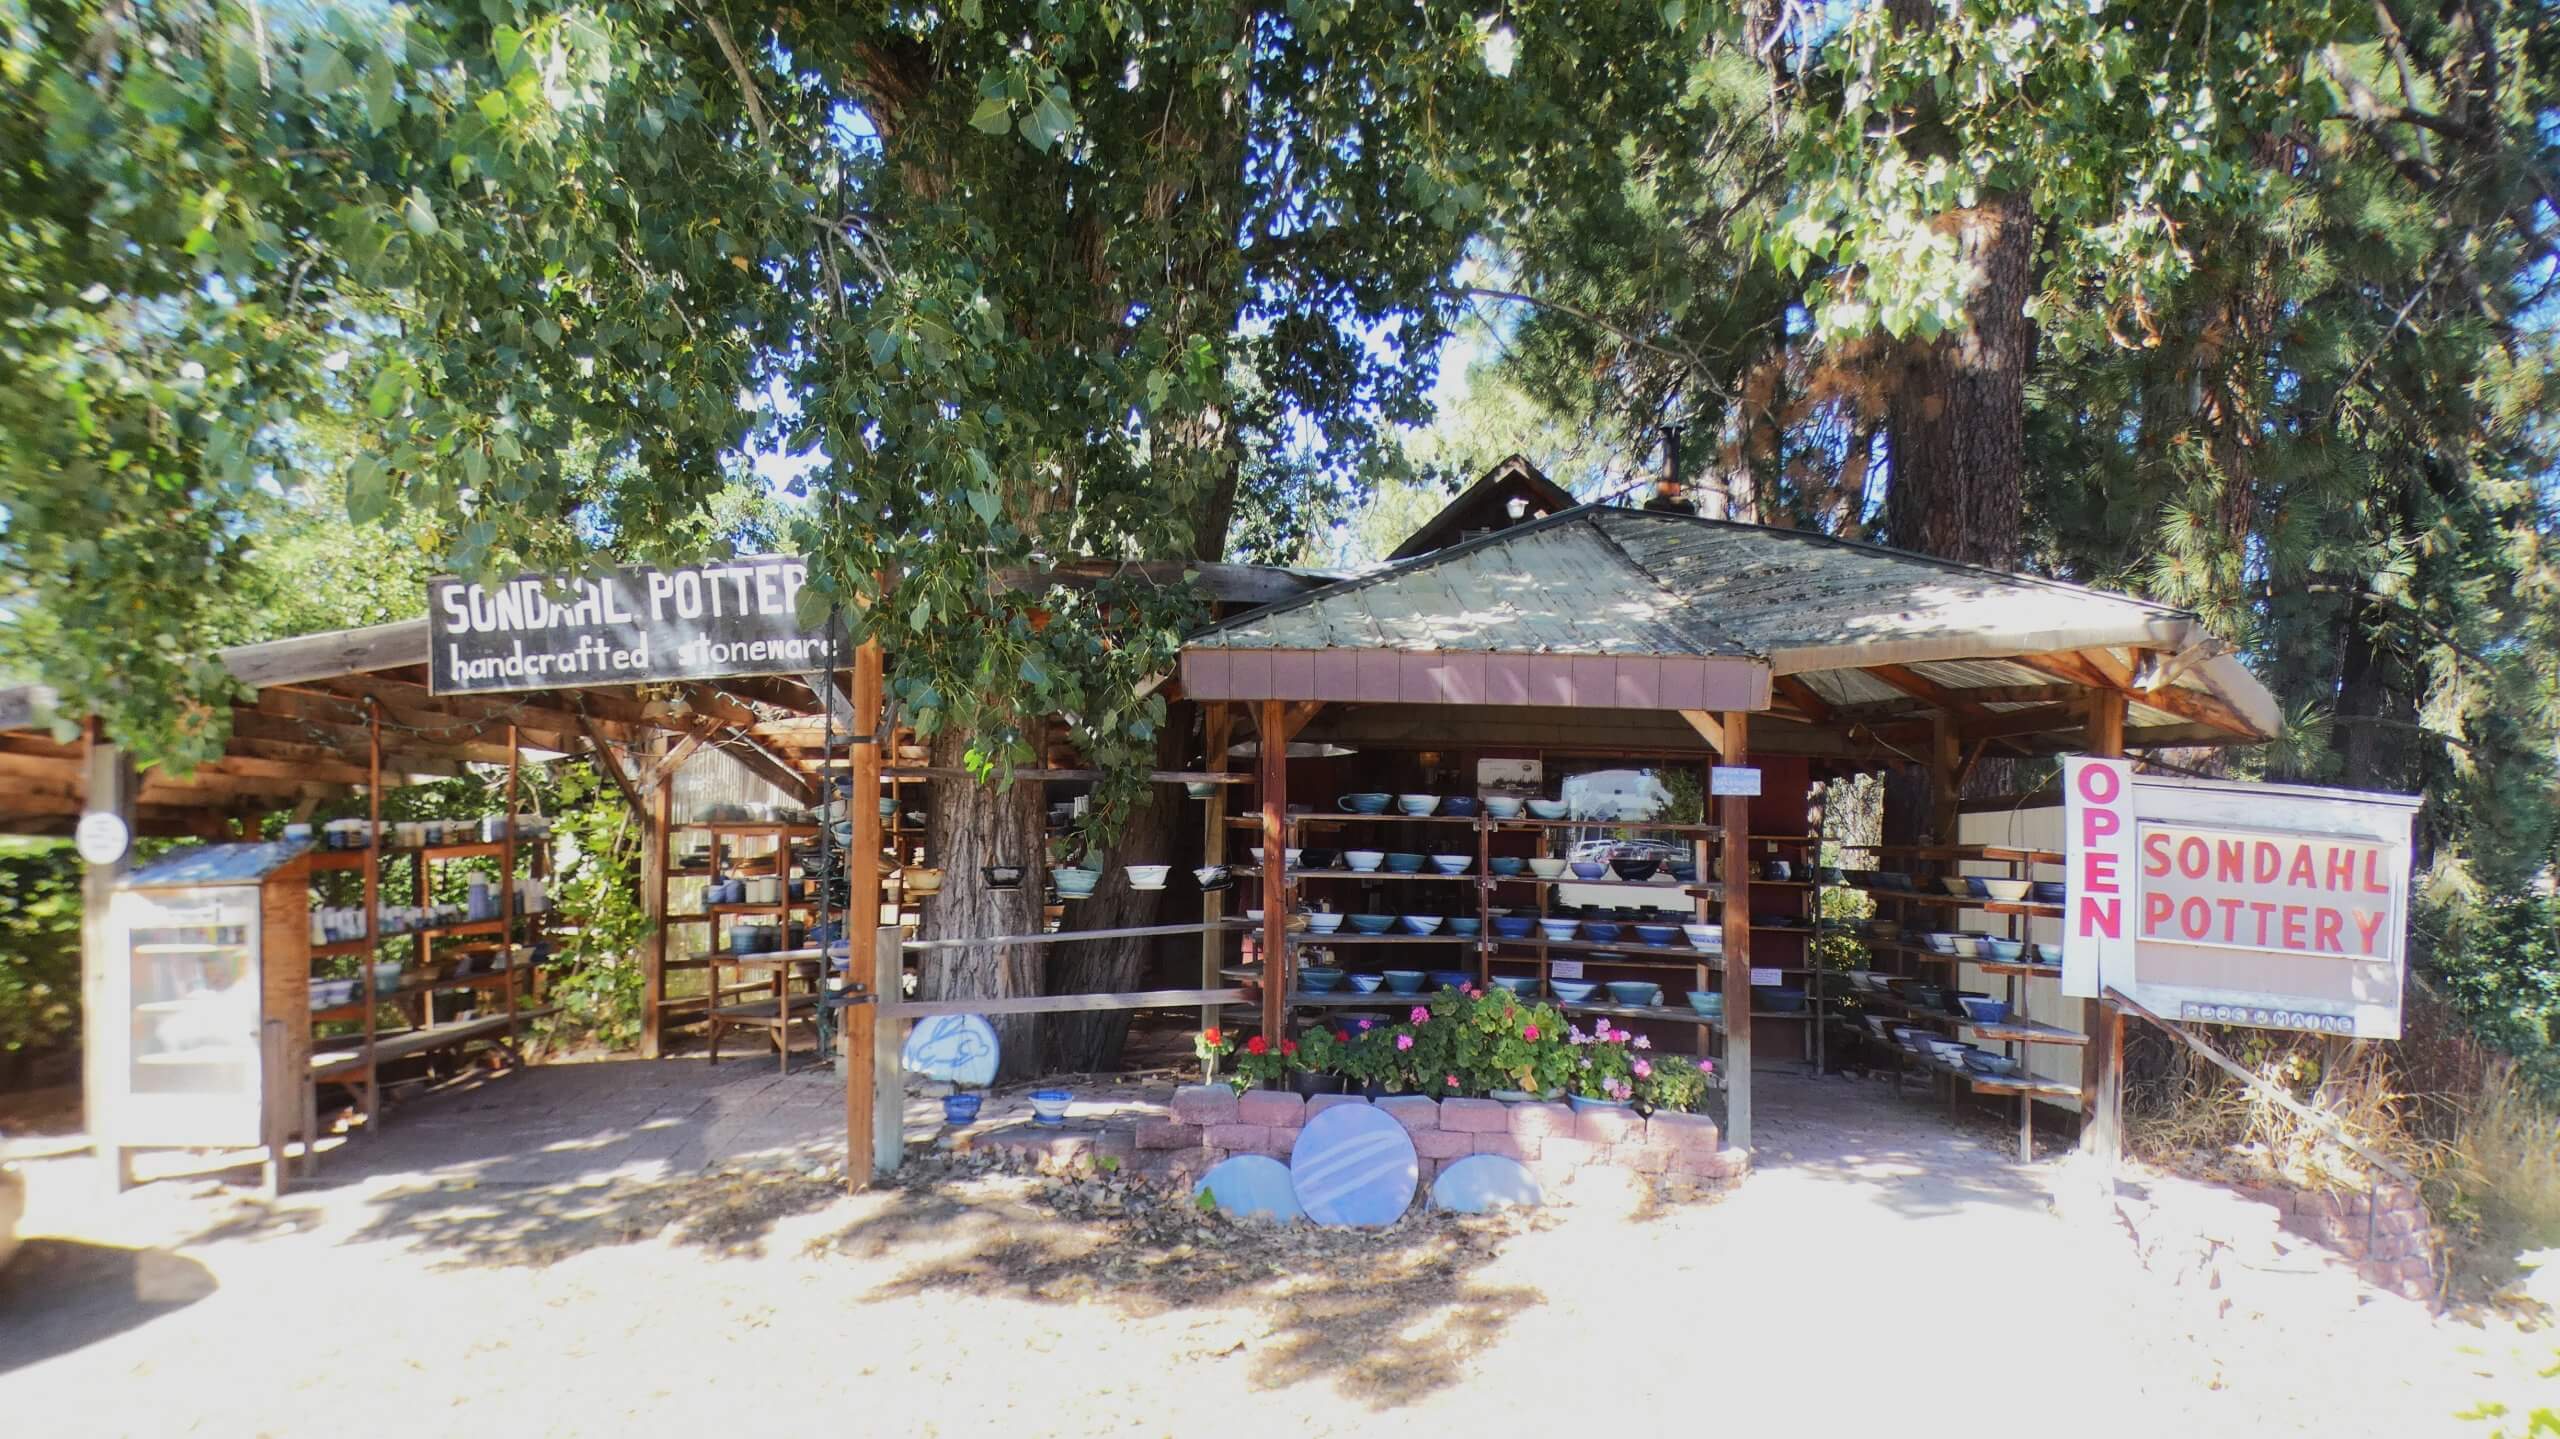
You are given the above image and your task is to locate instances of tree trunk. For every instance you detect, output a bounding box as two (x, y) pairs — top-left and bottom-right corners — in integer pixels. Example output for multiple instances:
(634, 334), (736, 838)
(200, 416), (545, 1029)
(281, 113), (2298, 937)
(1881, 188), (2035, 569)
(1042, 710), (1192, 1068)
(917, 727), (1048, 1081)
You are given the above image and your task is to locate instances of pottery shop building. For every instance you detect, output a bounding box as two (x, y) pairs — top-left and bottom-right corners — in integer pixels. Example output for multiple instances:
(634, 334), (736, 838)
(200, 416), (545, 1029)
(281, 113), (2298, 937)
(2, 455), (2280, 1191)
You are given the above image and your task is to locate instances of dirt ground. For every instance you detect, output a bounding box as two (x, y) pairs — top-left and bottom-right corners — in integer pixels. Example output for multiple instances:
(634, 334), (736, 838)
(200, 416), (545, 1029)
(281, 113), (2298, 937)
(3, 1057), (2550, 1438)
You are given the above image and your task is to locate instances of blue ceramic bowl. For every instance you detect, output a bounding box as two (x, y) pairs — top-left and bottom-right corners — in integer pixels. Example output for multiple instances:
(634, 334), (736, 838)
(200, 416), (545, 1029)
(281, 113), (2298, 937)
(1685, 991), (1726, 1018)
(1983, 938), (2025, 961)
(1964, 876), (1991, 898)
(1339, 792), (1392, 814)
(1029, 1089), (1072, 1126)
(1429, 853), (1472, 875)
(1399, 914), (1444, 935)
(1550, 978), (1599, 1003)
(1488, 857), (1527, 876)
(1300, 966), (1346, 993)
(1604, 980), (1660, 1006)
(1349, 973), (1386, 993)
(1382, 969), (1427, 995)
(1539, 919), (1580, 941)
(943, 1093), (983, 1125)
(1527, 799), (1570, 820)
(1490, 975), (1540, 998)
(1634, 924), (1680, 947)
(1446, 917), (1482, 937)
(2030, 880), (2066, 905)
(1581, 921), (1622, 944)
(1754, 986), (1808, 1013)
(1493, 915), (1536, 939)
(1570, 861), (1609, 880)
(1958, 995), (2011, 1025)
(1441, 795), (1479, 817)
(1429, 969), (1473, 990)
(1385, 852), (1427, 873)
(1348, 913), (1397, 934)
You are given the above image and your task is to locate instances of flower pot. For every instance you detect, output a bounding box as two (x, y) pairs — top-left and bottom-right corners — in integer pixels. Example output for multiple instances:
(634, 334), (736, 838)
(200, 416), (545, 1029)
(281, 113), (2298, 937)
(1358, 1080), (1390, 1099)
(1569, 1095), (1634, 1113)
(1289, 1071), (1344, 1097)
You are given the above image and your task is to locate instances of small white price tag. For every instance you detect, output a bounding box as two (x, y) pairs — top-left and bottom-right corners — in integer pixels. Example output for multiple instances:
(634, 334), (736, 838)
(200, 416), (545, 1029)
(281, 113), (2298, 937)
(1750, 966), (1783, 986)
(1550, 960), (1585, 979)
(1710, 766), (1762, 797)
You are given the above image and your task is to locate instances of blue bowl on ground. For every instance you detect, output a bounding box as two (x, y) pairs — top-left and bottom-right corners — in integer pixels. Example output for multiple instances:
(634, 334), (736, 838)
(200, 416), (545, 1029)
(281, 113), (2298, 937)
(1550, 978), (1599, 1003)
(1349, 913), (1397, 934)
(1604, 980), (1660, 1007)
(1382, 969), (1427, 995)
(1570, 861), (1609, 880)
(1754, 986), (1808, 1013)
(1959, 995), (2011, 1025)
(1447, 917), (1481, 937)
(1441, 795), (1479, 817)
(1029, 1089), (1072, 1126)
(943, 1093), (983, 1125)
(1634, 924), (1680, 947)
(1581, 921), (1622, 944)
(1349, 973), (1385, 992)
(1385, 852), (1427, 873)
(1300, 966), (1346, 993)
(1489, 857), (1527, 876)
(1493, 915), (1536, 939)
(1685, 991), (1726, 1018)
(1491, 975), (1540, 998)
(1429, 969), (1473, 990)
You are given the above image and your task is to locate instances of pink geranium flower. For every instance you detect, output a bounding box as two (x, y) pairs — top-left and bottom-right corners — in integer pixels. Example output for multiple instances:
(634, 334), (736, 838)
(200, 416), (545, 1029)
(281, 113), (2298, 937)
(1634, 1058), (1653, 1079)
(1697, 1058), (1715, 1074)
(1522, 1024), (1540, 1041)
(1409, 1006), (1430, 1025)
(1445, 1074), (1459, 1088)
(1395, 1033), (1414, 1051)
(1632, 1034), (1652, 1050)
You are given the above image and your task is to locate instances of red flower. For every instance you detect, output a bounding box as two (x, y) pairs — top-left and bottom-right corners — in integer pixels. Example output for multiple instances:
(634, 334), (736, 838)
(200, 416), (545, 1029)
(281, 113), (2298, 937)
(1334, 1030), (1350, 1043)
(1202, 1028), (1222, 1046)
(1281, 1039), (1298, 1056)
(1245, 1035), (1268, 1056)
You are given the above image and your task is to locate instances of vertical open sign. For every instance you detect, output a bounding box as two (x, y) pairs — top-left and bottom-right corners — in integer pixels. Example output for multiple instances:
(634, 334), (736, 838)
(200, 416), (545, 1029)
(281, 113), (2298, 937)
(2062, 756), (2136, 1000)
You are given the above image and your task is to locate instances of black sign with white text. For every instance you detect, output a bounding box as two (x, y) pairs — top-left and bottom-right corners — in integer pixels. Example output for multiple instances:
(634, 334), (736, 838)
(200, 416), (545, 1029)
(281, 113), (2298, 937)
(428, 555), (835, 695)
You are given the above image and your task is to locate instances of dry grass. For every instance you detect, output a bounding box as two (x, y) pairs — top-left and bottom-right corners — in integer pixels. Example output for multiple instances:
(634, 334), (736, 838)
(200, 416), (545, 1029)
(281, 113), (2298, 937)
(2129, 1035), (2441, 1193)
(2448, 1060), (2560, 1266)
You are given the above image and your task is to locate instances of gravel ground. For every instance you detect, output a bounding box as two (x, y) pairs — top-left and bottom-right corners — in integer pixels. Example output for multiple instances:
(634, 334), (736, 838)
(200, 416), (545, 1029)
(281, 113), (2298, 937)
(1, 1060), (2547, 1438)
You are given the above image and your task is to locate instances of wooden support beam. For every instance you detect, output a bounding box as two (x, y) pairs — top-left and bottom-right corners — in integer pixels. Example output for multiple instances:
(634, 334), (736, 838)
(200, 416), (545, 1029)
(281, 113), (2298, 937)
(1677, 710), (1724, 752)
(1960, 703), (2085, 743)
(80, 720), (137, 1187)
(1864, 663), (1997, 722)
(1769, 675), (1834, 725)
(844, 641), (887, 1189)
(643, 740), (671, 1060)
(1259, 699), (1289, 1042)
(577, 715), (642, 814)
(646, 718), (721, 793)
(1717, 710), (1752, 1151)
(719, 726), (821, 807)
(1199, 703), (1232, 1034)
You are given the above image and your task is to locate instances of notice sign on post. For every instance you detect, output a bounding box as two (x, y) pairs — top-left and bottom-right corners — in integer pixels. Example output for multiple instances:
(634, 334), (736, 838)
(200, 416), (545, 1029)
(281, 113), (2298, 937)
(429, 555), (835, 695)
(2062, 757), (2418, 1039)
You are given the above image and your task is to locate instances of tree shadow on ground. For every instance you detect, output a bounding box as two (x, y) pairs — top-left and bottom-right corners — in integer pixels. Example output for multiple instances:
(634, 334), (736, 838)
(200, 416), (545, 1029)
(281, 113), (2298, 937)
(0, 1239), (217, 1375)
(181, 1142), (848, 1270)
(814, 1159), (1542, 1409)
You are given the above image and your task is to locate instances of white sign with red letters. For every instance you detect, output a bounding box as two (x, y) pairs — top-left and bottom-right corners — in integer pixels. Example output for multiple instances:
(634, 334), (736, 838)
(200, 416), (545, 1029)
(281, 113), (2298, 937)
(2061, 758), (2418, 1039)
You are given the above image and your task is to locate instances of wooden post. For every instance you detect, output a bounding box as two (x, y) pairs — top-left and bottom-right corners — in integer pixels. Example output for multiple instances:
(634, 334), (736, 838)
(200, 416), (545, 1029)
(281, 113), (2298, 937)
(2080, 688), (2127, 1169)
(1928, 711), (1960, 849)
(1717, 710), (1753, 1150)
(642, 738), (670, 1059)
(79, 718), (138, 1190)
(501, 723), (521, 1057)
(1258, 699), (1289, 1042)
(1198, 703), (1231, 1033)
(842, 638), (885, 1187)
(360, 704), (382, 1126)
(871, 924), (903, 1181)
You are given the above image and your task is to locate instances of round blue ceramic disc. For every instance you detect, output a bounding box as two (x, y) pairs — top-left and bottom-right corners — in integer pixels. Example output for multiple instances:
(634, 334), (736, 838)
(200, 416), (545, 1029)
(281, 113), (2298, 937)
(900, 1013), (999, 1087)
(1191, 1155), (1303, 1222)
(1289, 1104), (1418, 1227)
(1431, 1154), (1543, 1214)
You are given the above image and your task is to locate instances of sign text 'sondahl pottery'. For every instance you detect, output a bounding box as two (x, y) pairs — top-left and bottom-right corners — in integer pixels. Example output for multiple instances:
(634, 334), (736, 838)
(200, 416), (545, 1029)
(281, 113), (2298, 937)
(428, 556), (834, 695)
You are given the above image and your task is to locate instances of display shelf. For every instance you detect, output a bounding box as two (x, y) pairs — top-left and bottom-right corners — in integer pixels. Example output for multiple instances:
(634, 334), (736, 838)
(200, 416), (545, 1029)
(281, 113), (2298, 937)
(1839, 886), (2061, 918)
(1230, 813), (1482, 828)
(380, 965), (535, 1002)
(1500, 874), (1697, 892)
(1287, 932), (1475, 946)
(670, 822), (823, 836)
(1973, 960), (2066, 979)
(1237, 867), (1484, 884)
(1554, 999), (1724, 1029)
(311, 937), (382, 958)
(1487, 818), (1722, 837)
(1841, 843), (2063, 865)
(1964, 1016), (2087, 1046)
(1486, 936), (1721, 959)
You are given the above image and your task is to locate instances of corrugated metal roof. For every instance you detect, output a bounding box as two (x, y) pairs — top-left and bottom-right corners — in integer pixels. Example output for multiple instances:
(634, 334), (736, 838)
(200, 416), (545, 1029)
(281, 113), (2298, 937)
(122, 841), (311, 888)
(1191, 505), (2283, 740)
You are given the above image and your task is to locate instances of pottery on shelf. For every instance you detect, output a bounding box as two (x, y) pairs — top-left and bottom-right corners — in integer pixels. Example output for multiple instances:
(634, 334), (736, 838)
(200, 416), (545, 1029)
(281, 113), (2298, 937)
(1446, 917), (1481, 937)
(1395, 793), (1441, 816)
(1483, 796), (1525, 819)
(1581, 921), (1623, 943)
(981, 864), (1026, 889)
(1193, 865), (1233, 891)
(1125, 864), (1171, 891)
(1305, 911), (1346, 934)
(1490, 975), (1540, 998)
(1348, 973), (1386, 993)
(1685, 991), (1726, 1018)
(1052, 866), (1101, 898)
(1344, 850), (1387, 872)
(1381, 970), (1427, 995)
(1428, 854), (1472, 876)
(1538, 918), (1581, 941)
(1980, 879), (2032, 903)
(1185, 781), (1218, 799)
(1338, 792), (1392, 814)
(1525, 799), (1569, 820)
(1488, 857), (1526, 876)
(1300, 966), (1347, 994)
(1569, 861), (1609, 880)
(1493, 916), (1536, 939)
(1384, 852), (1427, 874)
(1440, 796), (1479, 817)
(1527, 858), (1569, 880)
(904, 867), (944, 897)
(1634, 924), (1680, 947)
(1347, 913), (1397, 934)
(1549, 978), (1598, 1003)
(1610, 856), (1661, 882)
(1399, 914), (1444, 935)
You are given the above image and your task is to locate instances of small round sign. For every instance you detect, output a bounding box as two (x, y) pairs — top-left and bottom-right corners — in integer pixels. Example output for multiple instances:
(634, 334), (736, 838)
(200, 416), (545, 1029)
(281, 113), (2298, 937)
(75, 812), (129, 866)
(900, 1013), (1000, 1088)
(1191, 1155), (1302, 1222)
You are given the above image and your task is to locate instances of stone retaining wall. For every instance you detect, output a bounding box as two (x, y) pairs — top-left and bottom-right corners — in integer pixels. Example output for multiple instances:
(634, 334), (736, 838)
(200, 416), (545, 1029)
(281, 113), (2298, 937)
(2248, 1179), (2443, 1303)
(972, 1086), (1750, 1199)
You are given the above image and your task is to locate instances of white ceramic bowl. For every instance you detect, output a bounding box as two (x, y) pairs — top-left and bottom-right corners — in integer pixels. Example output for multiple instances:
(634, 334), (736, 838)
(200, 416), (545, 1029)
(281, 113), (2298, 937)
(1980, 878), (2032, 903)
(1528, 857), (1568, 879)
(1125, 865), (1170, 890)
(1344, 850), (1386, 872)
(1396, 793), (1441, 815)
(1305, 911), (1345, 933)
(1483, 796), (1524, 818)
(1683, 924), (1722, 950)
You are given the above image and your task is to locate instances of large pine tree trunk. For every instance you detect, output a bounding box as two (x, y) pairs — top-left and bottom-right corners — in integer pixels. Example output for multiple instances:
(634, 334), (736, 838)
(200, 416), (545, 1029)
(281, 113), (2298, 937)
(1042, 714), (1190, 1068)
(1881, 188), (2035, 569)
(917, 727), (1048, 1081)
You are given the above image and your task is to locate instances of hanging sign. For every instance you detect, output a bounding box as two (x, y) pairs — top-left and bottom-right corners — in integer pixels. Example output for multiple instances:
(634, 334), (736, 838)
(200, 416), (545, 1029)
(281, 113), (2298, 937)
(429, 556), (835, 695)
(2062, 758), (2418, 1039)
(1710, 766), (1762, 797)
(76, 812), (131, 866)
